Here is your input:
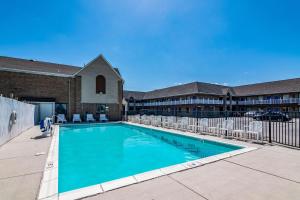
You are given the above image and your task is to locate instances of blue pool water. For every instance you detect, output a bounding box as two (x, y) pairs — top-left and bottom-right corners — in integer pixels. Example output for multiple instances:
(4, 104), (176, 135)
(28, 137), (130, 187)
(59, 123), (242, 192)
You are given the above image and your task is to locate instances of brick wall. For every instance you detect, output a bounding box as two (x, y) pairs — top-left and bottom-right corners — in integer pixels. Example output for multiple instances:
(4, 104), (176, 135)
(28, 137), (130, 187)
(0, 71), (123, 121)
(0, 71), (73, 103)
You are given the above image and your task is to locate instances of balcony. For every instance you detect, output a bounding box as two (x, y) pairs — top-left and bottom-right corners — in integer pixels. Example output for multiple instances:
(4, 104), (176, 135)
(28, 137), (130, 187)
(129, 99), (224, 107)
(236, 98), (300, 105)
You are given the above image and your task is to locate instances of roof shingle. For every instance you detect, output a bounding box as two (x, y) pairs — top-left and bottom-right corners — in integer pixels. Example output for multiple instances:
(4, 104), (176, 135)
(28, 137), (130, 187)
(0, 56), (81, 76)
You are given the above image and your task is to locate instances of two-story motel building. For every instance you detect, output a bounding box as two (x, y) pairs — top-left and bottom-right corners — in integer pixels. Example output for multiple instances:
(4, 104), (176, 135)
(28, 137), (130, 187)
(124, 79), (300, 113)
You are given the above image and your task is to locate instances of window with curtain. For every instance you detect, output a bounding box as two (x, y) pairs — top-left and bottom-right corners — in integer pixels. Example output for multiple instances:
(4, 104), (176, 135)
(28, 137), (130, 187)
(96, 75), (106, 94)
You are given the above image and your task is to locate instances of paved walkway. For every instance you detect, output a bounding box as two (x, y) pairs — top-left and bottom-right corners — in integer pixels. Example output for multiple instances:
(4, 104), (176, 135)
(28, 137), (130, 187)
(86, 145), (300, 200)
(0, 126), (52, 200)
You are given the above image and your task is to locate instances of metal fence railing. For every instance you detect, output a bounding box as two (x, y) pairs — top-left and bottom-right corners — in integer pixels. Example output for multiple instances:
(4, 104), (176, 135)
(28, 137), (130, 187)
(126, 110), (300, 148)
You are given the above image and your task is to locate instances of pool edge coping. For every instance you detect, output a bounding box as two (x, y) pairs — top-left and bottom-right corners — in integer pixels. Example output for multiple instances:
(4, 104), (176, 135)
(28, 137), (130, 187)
(38, 125), (60, 200)
(39, 122), (258, 200)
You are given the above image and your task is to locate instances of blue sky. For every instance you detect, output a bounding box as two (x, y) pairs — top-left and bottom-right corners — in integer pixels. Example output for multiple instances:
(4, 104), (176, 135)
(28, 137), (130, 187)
(1, 0), (300, 91)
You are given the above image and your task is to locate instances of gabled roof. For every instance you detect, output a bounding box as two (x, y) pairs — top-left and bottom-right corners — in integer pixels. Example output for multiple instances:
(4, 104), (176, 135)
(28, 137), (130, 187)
(232, 78), (300, 96)
(143, 82), (229, 99)
(125, 82), (229, 100)
(124, 90), (146, 100)
(0, 56), (81, 77)
(125, 78), (300, 100)
(75, 54), (123, 81)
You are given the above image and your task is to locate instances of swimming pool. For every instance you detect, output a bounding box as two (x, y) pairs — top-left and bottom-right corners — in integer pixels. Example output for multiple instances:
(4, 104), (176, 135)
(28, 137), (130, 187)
(58, 123), (242, 193)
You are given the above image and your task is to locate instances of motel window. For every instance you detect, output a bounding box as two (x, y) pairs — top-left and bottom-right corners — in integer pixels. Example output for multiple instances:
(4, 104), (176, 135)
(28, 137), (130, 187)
(55, 103), (67, 115)
(97, 104), (108, 114)
(96, 75), (106, 94)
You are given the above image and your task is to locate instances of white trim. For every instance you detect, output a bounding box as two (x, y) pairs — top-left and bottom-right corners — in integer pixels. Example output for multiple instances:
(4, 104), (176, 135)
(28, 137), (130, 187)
(38, 125), (59, 200)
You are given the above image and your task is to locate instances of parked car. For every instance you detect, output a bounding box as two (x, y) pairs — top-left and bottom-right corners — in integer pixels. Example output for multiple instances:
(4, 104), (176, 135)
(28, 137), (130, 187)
(244, 111), (259, 117)
(253, 111), (291, 122)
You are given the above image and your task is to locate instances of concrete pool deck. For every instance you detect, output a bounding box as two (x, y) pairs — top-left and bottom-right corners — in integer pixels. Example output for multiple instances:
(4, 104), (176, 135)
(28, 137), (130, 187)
(0, 125), (300, 200)
(0, 126), (52, 200)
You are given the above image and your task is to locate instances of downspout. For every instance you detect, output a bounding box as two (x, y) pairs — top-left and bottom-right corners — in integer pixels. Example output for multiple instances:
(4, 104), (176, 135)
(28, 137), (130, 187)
(68, 79), (71, 120)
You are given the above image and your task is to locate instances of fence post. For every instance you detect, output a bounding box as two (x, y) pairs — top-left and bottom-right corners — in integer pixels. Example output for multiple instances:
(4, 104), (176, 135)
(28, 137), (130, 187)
(268, 116), (272, 143)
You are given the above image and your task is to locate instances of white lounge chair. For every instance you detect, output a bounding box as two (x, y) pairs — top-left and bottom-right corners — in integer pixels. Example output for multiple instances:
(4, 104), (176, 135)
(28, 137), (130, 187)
(73, 114), (82, 123)
(197, 118), (208, 133)
(233, 124), (249, 139)
(134, 115), (141, 123)
(143, 115), (151, 125)
(86, 114), (95, 122)
(208, 122), (221, 136)
(174, 117), (182, 129)
(162, 116), (168, 128)
(153, 115), (162, 127)
(100, 114), (108, 122)
(149, 115), (156, 126)
(57, 114), (67, 123)
(219, 119), (234, 137)
(166, 116), (176, 128)
(246, 121), (263, 142)
(178, 117), (189, 131)
(187, 117), (197, 132)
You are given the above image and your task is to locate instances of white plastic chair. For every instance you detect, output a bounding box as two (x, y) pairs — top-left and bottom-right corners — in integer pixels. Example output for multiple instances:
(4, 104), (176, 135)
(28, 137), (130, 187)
(135, 115), (141, 123)
(100, 114), (108, 122)
(57, 114), (67, 123)
(86, 114), (95, 122)
(174, 117), (182, 129)
(166, 116), (176, 128)
(187, 117), (197, 132)
(178, 117), (189, 131)
(246, 121), (263, 142)
(162, 116), (168, 128)
(219, 119), (234, 137)
(197, 118), (208, 133)
(72, 114), (82, 123)
(153, 115), (162, 127)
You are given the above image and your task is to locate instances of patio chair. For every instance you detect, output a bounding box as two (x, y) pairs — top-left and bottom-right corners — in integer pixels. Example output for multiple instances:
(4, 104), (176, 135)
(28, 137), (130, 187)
(127, 115), (132, 122)
(100, 114), (108, 122)
(178, 117), (189, 131)
(56, 114), (67, 123)
(197, 118), (209, 133)
(86, 114), (95, 122)
(149, 115), (156, 126)
(174, 117), (182, 129)
(142, 115), (151, 125)
(140, 115), (147, 124)
(166, 116), (176, 128)
(208, 122), (221, 136)
(162, 116), (168, 128)
(134, 115), (141, 123)
(233, 123), (249, 140)
(73, 114), (82, 123)
(246, 121), (263, 142)
(153, 115), (162, 127)
(219, 119), (234, 137)
(187, 117), (197, 132)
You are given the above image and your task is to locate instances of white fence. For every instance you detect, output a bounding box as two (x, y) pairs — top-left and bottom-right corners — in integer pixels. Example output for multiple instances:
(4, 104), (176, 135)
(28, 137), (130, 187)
(0, 96), (35, 146)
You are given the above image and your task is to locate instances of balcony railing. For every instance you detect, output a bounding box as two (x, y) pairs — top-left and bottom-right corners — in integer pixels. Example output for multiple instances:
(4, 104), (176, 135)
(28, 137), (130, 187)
(129, 99), (224, 107)
(237, 98), (300, 105)
(128, 98), (300, 107)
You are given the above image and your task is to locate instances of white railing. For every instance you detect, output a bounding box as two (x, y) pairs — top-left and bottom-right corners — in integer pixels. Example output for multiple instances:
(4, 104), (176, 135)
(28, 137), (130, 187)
(129, 98), (300, 107)
(130, 98), (224, 107)
(237, 98), (300, 105)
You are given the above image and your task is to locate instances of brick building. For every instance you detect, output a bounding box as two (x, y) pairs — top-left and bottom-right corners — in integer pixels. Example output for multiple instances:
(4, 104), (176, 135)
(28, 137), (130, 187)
(124, 79), (300, 114)
(0, 54), (123, 123)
